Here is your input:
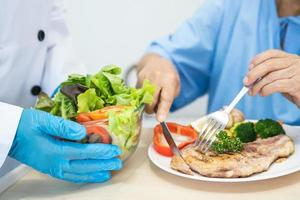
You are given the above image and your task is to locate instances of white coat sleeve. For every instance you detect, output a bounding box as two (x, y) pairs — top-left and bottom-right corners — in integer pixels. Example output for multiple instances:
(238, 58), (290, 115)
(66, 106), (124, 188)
(41, 0), (86, 95)
(0, 102), (22, 168)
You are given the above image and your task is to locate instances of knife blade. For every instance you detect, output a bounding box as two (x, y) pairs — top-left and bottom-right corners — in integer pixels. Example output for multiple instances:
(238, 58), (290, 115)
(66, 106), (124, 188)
(160, 121), (183, 158)
(160, 121), (195, 174)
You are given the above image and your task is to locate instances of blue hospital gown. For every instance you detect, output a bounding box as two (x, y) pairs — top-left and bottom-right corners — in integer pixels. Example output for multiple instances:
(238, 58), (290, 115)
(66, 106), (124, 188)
(147, 0), (300, 125)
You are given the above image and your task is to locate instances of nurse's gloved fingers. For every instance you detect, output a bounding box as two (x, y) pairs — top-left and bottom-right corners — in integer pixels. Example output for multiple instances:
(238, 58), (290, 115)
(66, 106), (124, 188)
(157, 88), (174, 122)
(146, 86), (162, 114)
(244, 58), (292, 86)
(250, 49), (290, 67)
(60, 142), (121, 160)
(65, 158), (122, 173)
(33, 110), (86, 140)
(62, 171), (111, 183)
(250, 68), (293, 96)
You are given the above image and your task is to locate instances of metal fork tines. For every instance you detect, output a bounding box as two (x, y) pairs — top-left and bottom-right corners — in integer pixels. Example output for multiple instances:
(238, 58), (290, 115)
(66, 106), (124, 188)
(194, 114), (227, 153)
(193, 78), (263, 153)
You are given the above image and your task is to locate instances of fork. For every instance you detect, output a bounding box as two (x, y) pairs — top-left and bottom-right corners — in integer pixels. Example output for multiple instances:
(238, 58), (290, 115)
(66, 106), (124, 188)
(193, 81), (259, 152)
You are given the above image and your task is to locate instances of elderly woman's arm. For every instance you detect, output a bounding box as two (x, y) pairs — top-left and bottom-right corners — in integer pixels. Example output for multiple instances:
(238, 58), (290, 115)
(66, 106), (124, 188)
(244, 49), (300, 108)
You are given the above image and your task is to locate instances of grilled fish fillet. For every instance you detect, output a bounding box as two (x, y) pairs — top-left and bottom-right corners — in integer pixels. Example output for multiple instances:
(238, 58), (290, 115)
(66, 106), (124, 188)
(171, 135), (294, 178)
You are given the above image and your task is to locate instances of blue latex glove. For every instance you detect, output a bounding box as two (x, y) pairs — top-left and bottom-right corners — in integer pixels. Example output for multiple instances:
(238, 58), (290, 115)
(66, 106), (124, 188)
(9, 109), (122, 183)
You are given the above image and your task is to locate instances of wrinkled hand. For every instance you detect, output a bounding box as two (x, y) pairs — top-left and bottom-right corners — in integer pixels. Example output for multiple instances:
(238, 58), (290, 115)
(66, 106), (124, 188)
(244, 49), (300, 108)
(137, 54), (180, 121)
(9, 109), (122, 183)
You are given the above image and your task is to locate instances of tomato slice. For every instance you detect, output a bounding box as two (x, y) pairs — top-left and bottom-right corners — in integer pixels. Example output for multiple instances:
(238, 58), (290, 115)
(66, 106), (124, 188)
(153, 122), (198, 157)
(86, 125), (112, 144)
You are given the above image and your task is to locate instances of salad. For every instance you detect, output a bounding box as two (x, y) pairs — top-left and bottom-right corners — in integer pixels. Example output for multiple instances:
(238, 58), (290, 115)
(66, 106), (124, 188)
(35, 65), (155, 160)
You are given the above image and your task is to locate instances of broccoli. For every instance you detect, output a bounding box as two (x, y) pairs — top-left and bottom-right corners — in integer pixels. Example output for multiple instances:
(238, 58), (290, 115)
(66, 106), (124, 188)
(223, 129), (234, 137)
(211, 131), (243, 154)
(230, 122), (256, 143)
(254, 119), (285, 139)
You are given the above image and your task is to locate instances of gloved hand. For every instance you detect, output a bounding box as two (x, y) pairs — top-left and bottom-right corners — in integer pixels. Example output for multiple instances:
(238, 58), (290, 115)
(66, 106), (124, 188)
(9, 109), (122, 183)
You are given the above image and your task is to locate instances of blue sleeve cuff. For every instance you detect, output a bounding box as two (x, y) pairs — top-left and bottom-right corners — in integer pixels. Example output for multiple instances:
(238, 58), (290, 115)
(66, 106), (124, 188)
(145, 42), (173, 61)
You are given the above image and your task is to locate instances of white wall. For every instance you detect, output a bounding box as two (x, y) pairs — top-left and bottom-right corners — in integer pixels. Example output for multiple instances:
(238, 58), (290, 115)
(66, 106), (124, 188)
(64, 0), (207, 120)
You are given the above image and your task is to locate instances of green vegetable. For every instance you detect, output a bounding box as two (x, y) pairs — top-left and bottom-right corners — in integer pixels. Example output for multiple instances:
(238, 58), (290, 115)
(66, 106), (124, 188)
(107, 106), (145, 159)
(34, 65), (155, 155)
(254, 119), (285, 139)
(211, 130), (244, 154)
(35, 92), (55, 112)
(108, 107), (140, 151)
(102, 72), (128, 94)
(222, 129), (234, 137)
(90, 65), (125, 98)
(60, 94), (77, 119)
(77, 89), (104, 113)
(35, 92), (77, 119)
(51, 92), (77, 119)
(60, 84), (88, 104)
(61, 74), (89, 87)
(36, 65), (155, 118)
(102, 64), (122, 74)
(137, 80), (156, 104)
(230, 122), (256, 143)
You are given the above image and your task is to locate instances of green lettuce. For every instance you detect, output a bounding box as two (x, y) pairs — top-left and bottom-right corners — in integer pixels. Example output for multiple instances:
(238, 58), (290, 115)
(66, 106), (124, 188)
(60, 94), (77, 119)
(34, 65), (155, 151)
(91, 73), (112, 97)
(45, 92), (77, 119)
(35, 92), (55, 112)
(113, 80), (155, 107)
(61, 74), (87, 87)
(77, 89), (104, 113)
(102, 64), (122, 74)
(35, 65), (155, 117)
(108, 107), (142, 156)
(35, 91), (77, 119)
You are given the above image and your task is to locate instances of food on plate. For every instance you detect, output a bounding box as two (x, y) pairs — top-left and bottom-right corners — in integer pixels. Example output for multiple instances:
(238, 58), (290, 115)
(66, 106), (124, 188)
(153, 108), (295, 178)
(255, 119), (286, 139)
(211, 130), (243, 154)
(153, 123), (198, 157)
(35, 65), (155, 160)
(226, 108), (245, 129)
(171, 134), (294, 177)
(230, 122), (256, 143)
(191, 108), (245, 133)
(211, 118), (286, 154)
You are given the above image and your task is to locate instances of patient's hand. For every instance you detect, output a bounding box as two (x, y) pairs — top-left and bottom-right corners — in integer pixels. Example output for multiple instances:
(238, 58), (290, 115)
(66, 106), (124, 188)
(244, 49), (300, 108)
(137, 54), (180, 121)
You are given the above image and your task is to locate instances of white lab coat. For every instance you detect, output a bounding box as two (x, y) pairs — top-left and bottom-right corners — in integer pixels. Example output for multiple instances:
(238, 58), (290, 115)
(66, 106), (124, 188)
(0, 0), (85, 169)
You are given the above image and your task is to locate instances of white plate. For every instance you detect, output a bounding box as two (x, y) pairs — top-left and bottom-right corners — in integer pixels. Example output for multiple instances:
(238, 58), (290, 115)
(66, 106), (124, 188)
(148, 124), (300, 182)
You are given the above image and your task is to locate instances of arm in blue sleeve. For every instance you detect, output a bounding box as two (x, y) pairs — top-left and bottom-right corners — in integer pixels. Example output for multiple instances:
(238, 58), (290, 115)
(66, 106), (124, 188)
(146, 0), (225, 111)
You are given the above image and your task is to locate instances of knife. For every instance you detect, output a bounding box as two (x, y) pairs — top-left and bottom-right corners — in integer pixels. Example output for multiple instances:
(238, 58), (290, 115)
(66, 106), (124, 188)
(160, 121), (195, 174)
(160, 121), (184, 158)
